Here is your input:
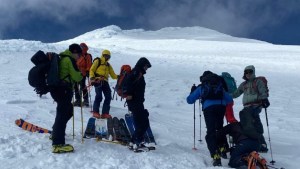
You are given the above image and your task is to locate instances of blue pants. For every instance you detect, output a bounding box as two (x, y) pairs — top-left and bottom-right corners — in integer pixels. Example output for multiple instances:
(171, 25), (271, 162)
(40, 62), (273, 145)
(229, 139), (260, 168)
(93, 81), (112, 114)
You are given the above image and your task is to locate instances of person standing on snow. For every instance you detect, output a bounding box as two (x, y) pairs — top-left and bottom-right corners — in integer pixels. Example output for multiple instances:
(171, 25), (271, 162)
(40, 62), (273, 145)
(89, 49), (118, 119)
(125, 57), (152, 152)
(50, 44), (83, 153)
(186, 71), (233, 167)
(73, 43), (93, 107)
(231, 65), (270, 153)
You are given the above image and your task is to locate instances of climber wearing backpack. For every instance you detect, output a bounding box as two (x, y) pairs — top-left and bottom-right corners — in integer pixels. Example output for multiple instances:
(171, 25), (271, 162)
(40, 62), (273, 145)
(125, 57), (152, 152)
(187, 71), (233, 167)
(216, 121), (260, 168)
(73, 43), (93, 107)
(89, 49), (118, 119)
(50, 44), (83, 153)
(231, 65), (270, 153)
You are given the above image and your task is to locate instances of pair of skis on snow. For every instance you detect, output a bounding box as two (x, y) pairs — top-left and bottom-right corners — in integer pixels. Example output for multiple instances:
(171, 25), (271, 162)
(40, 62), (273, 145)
(83, 113), (156, 152)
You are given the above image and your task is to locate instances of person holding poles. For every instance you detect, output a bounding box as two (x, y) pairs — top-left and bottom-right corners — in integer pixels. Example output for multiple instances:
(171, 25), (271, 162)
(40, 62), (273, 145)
(186, 71), (232, 167)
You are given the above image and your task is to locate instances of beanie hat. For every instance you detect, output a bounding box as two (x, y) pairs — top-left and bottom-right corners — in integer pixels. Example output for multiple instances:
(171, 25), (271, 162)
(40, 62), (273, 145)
(69, 43), (82, 54)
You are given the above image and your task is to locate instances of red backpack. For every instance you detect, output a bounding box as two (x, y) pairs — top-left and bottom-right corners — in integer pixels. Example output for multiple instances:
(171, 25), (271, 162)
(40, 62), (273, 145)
(243, 76), (269, 97)
(115, 65), (132, 98)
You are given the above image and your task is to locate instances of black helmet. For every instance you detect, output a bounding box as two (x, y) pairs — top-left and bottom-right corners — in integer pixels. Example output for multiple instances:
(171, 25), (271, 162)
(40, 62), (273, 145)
(69, 43), (82, 54)
(136, 57), (152, 68)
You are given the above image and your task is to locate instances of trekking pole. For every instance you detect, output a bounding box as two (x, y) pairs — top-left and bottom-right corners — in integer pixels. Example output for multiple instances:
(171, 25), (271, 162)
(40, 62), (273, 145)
(80, 90), (84, 143)
(87, 78), (93, 112)
(72, 96), (75, 140)
(265, 108), (275, 164)
(198, 99), (202, 142)
(192, 102), (197, 150)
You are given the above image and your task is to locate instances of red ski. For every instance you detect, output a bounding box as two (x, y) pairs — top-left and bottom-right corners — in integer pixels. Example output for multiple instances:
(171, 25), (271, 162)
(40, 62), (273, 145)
(15, 118), (52, 134)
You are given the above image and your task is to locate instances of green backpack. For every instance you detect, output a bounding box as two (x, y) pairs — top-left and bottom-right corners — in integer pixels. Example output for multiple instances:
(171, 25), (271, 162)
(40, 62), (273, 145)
(221, 72), (237, 94)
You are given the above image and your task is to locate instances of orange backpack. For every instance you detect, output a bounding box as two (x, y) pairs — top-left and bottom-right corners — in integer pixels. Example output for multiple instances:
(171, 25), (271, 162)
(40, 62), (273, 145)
(244, 151), (268, 169)
(115, 65), (132, 98)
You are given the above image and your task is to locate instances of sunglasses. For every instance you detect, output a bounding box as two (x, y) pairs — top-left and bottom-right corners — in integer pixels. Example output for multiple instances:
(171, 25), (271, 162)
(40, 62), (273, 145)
(244, 70), (253, 74)
(103, 54), (111, 59)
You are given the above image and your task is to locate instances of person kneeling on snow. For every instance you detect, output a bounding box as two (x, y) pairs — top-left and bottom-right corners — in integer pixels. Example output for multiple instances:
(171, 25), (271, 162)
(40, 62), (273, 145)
(216, 121), (260, 168)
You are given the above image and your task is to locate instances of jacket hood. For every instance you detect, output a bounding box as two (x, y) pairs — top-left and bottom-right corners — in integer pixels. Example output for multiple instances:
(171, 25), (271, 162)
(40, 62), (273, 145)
(135, 57), (151, 68)
(60, 50), (75, 59)
(243, 65), (256, 80)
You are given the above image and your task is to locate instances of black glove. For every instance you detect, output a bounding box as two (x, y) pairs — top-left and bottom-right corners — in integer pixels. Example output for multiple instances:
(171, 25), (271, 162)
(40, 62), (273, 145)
(86, 71), (89, 77)
(262, 99), (270, 108)
(190, 84), (197, 94)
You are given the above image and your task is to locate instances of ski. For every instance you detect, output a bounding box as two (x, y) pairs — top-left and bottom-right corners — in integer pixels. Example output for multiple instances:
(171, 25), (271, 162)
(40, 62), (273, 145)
(107, 117), (114, 140)
(95, 118), (108, 139)
(112, 117), (122, 141)
(84, 117), (96, 138)
(15, 118), (51, 134)
(119, 118), (131, 144)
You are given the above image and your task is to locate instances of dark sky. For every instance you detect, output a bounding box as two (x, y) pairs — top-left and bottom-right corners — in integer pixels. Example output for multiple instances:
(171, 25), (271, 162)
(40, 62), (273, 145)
(1, 0), (300, 45)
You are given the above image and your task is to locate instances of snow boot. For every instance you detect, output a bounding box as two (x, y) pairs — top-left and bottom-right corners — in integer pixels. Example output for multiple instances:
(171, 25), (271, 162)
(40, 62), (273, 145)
(93, 112), (101, 119)
(212, 153), (222, 166)
(52, 144), (74, 153)
(73, 100), (82, 107)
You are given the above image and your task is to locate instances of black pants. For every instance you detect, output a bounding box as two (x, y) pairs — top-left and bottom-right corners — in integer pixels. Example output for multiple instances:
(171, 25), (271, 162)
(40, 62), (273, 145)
(203, 105), (226, 157)
(50, 86), (73, 145)
(74, 76), (88, 102)
(128, 101), (149, 144)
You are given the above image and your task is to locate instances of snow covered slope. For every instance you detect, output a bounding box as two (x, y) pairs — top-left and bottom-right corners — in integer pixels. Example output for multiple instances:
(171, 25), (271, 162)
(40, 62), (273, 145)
(0, 26), (300, 169)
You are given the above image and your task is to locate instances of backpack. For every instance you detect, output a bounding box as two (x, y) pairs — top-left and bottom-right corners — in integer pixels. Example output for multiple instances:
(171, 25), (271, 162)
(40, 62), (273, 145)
(242, 76), (269, 97)
(92, 57), (110, 71)
(115, 65), (132, 99)
(254, 76), (269, 97)
(200, 73), (224, 101)
(243, 151), (268, 169)
(28, 50), (61, 97)
(221, 72), (237, 94)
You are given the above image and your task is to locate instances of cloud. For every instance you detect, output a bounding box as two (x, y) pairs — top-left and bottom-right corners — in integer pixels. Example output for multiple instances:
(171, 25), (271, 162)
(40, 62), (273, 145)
(0, 0), (299, 42)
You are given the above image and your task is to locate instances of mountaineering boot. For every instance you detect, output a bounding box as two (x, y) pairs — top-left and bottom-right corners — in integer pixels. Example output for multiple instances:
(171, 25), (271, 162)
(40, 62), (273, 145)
(259, 144), (268, 153)
(219, 146), (228, 159)
(93, 112), (101, 119)
(132, 143), (149, 153)
(83, 99), (89, 107)
(73, 100), (81, 107)
(52, 144), (74, 153)
(212, 153), (222, 166)
(101, 114), (112, 119)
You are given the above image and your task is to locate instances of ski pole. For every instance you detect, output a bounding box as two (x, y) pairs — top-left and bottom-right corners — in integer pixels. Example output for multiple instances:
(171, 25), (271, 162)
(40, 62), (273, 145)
(198, 99), (202, 142)
(72, 95), (75, 140)
(266, 164), (285, 169)
(87, 78), (93, 112)
(265, 108), (275, 164)
(192, 102), (197, 150)
(80, 89), (84, 143)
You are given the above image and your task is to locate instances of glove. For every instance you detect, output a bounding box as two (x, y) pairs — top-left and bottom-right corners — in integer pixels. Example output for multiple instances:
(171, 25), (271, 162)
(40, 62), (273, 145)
(86, 71), (89, 77)
(261, 99), (270, 108)
(190, 84), (197, 94)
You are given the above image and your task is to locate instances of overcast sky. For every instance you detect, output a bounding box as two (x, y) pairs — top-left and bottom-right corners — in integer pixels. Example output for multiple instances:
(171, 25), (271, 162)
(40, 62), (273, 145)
(1, 0), (300, 45)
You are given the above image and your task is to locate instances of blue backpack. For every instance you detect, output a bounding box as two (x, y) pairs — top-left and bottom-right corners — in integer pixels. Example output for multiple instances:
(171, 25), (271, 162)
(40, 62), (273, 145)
(221, 72), (237, 94)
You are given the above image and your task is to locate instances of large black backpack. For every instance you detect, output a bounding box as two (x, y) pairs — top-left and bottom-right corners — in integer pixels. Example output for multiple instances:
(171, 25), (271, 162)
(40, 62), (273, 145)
(200, 73), (224, 101)
(28, 51), (61, 97)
